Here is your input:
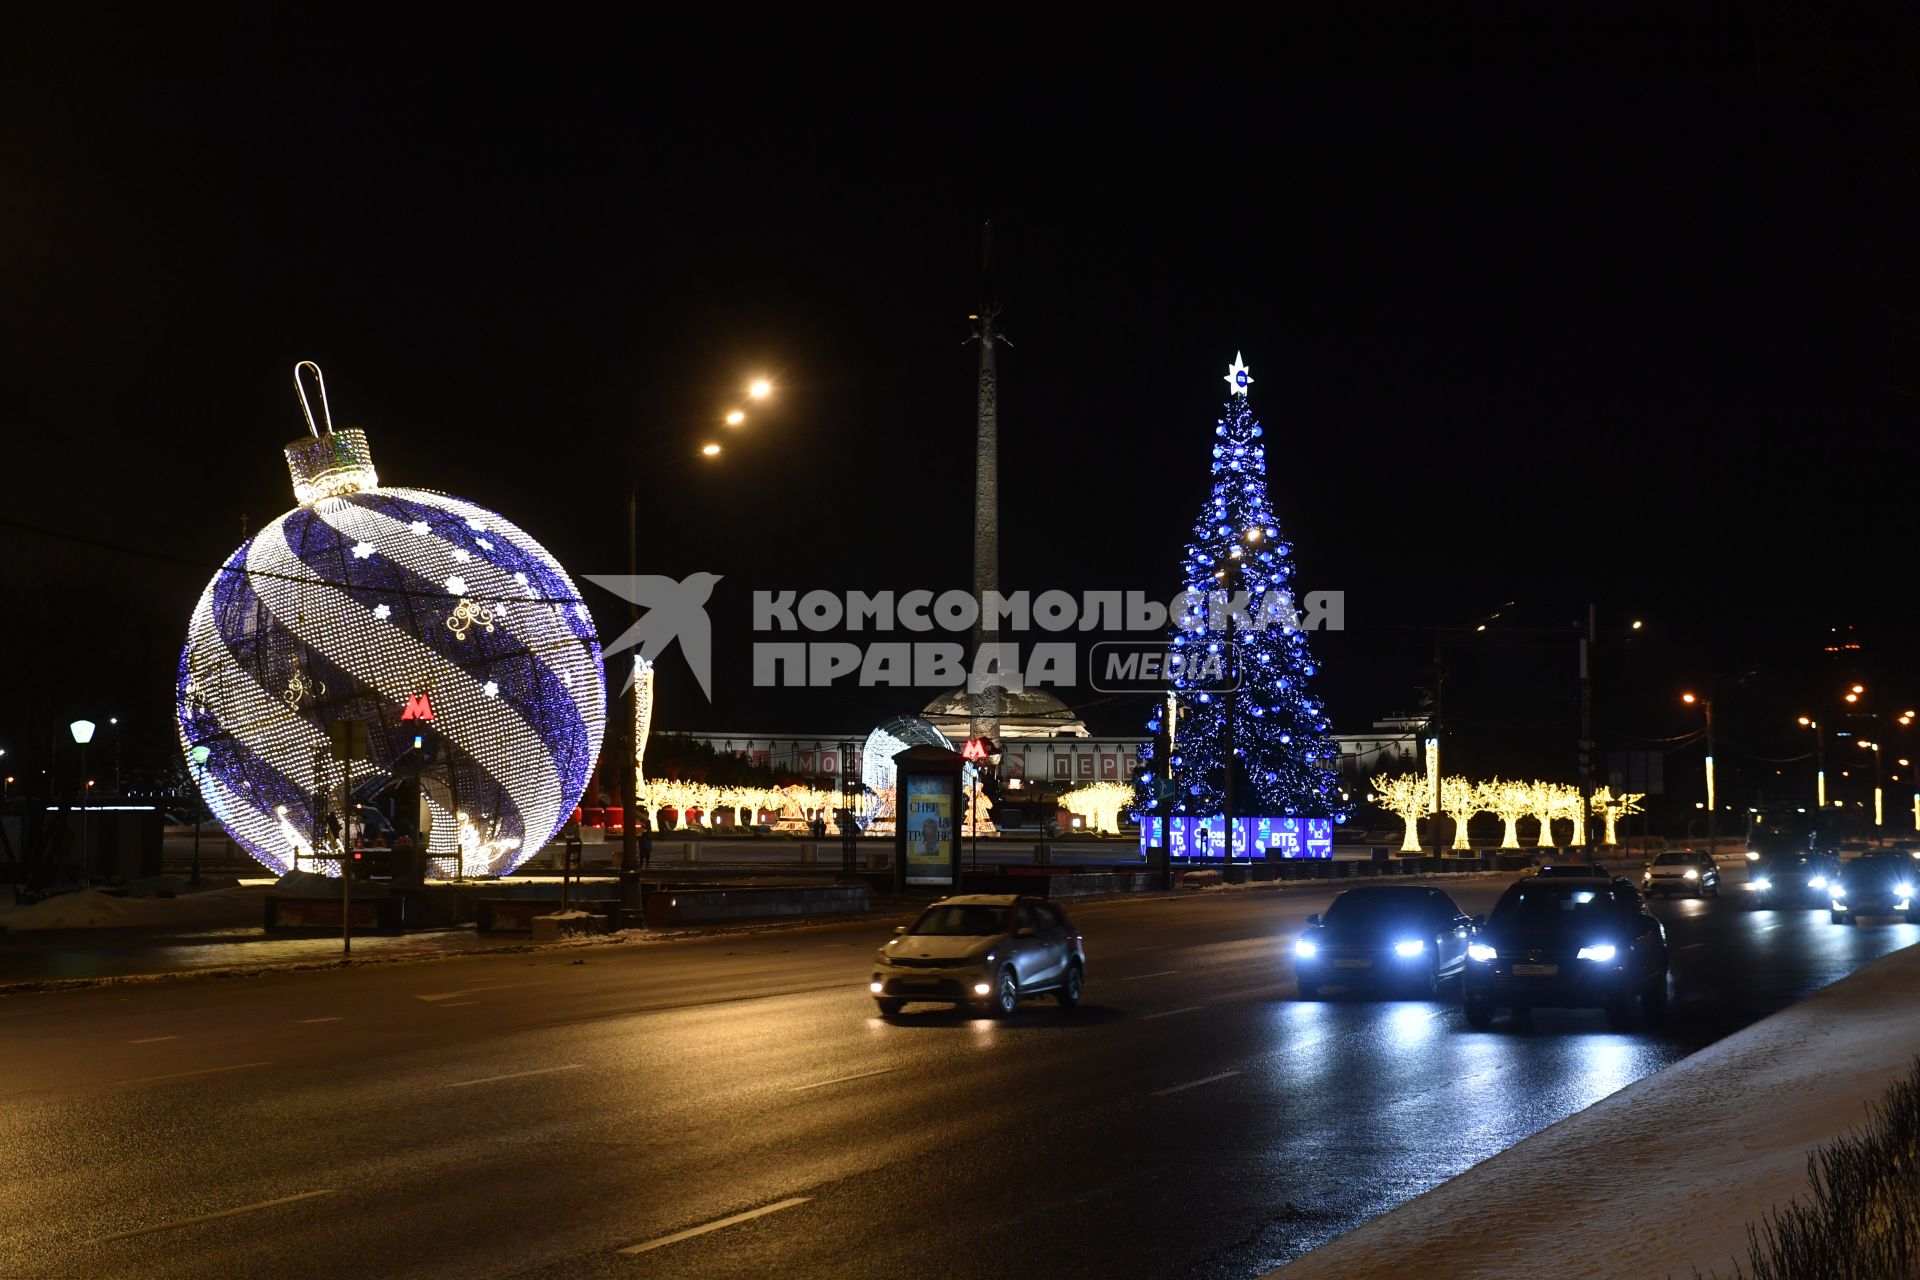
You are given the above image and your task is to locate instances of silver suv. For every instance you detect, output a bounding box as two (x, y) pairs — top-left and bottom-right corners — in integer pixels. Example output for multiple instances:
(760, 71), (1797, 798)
(870, 894), (1086, 1017)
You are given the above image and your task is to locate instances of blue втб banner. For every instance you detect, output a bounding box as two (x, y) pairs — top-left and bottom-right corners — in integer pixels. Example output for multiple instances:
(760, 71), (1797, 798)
(1143, 815), (1333, 859)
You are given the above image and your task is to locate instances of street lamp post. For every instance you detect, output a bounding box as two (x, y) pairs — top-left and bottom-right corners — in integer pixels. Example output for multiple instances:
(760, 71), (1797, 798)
(1682, 694), (1715, 856)
(70, 720), (96, 885)
(189, 744), (212, 887)
(1797, 717), (1827, 809)
(110, 716), (121, 797)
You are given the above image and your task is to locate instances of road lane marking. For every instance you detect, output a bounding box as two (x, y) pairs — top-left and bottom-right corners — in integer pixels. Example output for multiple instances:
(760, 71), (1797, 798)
(617, 1197), (811, 1254)
(126, 1036), (179, 1044)
(448, 1063), (584, 1088)
(85, 1190), (334, 1244)
(297, 1017), (342, 1024)
(436, 1001), (477, 1008)
(415, 981), (546, 1002)
(1116, 970), (1180, 981)
(1677, 943), (1707, 952)
(1141, 1006), (1203, 1021)
(114, 1061), (272, 1087)
(1152, 1070), (1240, 1097)
(790, 1067), (898, 1092)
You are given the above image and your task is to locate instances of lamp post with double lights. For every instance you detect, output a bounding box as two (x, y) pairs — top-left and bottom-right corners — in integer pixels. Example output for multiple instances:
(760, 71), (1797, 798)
(618, 377), (775, 875)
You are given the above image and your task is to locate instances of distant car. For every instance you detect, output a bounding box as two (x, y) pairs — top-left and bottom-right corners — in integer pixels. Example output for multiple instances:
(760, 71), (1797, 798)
(870, 894), (1084, 1017)
(1643, 849), (1720, 898)
(1747, 853), (1841, 909)
(1292, 886), (1472, 999)
(1463, 877), (1668, 1030)
(1535, 861), (1609, 879)
(1828, 853), (1920, 925)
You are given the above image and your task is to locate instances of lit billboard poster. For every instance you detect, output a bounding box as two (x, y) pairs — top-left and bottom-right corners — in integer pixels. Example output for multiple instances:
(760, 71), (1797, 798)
(1140, 813), (1335, 860)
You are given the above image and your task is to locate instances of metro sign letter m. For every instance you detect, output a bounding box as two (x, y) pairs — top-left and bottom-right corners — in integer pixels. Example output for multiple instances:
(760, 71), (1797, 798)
(401, 694), (435, 721)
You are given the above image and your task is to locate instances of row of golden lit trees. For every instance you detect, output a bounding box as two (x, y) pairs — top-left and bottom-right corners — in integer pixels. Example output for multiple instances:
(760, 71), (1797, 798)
(1370, 774), (1645, 852)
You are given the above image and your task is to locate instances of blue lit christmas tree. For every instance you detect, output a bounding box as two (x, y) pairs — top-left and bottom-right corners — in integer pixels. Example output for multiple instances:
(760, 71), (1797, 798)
(1134, 354), (1343, 823)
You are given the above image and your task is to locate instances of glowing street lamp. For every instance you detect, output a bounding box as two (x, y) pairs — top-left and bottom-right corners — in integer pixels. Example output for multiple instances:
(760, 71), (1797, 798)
(1682, 693), (1716, 854)
(189, 743), (212, 887)
(700, 442), (722, 457)
(748, 377), (773, 399)
(1797, 717), (1827, 808)
(70, 719), (96, 884)
(724, 409), (747, 426)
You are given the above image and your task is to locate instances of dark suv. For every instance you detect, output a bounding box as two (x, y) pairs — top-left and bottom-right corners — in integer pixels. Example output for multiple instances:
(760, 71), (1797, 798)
(1463, 877), (1668, 1030)
(1747, 852), (1840, 909)
(870, 894), (1085, 1017)
(1828, 854), (1920, 925)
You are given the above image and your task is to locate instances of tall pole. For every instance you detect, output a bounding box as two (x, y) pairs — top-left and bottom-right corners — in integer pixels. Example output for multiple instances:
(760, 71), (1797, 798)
(622, 481), (640, 872)
(1816, 722), (1827, 809)
(1578, 604), (1595, 850)
(190, 760), (205, 888)
(76, 741), (89, 886)
(968, 222), (1004, 745)
(1704, 698), (1716, 857)
(1429, 633), (1444, 857)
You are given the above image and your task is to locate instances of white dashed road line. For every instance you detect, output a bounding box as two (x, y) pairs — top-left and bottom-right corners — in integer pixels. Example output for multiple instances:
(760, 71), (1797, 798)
(415, 982), (546, 1002)
(114, 1061), (273, 1087)
(1152, 1070), (1240, 1097)
(1141, 1006), (1204, 1021)
(126, 1036), (180, 1044)
(85, 1190), (334, 1244)
(790, 1067), (899, 1092)
(618, 1197), (812, 1255)
(1115, 970), (1180, 982)
(448, 1063), (584, 1088)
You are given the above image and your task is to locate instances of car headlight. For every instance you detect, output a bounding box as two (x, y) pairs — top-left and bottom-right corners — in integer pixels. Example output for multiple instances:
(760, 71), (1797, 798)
(1467, 943), (1497, 963)
(1577, 944), (1618, 962)
(1394, 939), (1425, 957)
(1898, 883), (1914, 898)
(1294, 939), (1318, 959)
(1809, 875), (1828, 890)
(972, 982), (992, 996)
(1683, 869), (1700, 880)
(870, 980), (883, 993)
(1746, 851), (1760, 860)
(1750, 878), (1773, 892)
(1831, 882), (1845, 896)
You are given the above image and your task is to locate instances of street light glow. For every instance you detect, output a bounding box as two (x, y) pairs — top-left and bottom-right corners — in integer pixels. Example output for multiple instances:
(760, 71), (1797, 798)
(724, 410), (746, 426)
(1631, 619), (1644, 630)
(1682, 692), (1697, 705)
(700, 442), (722, 457)
(69, 720), (96, 745)
(748, 378), (772, 399)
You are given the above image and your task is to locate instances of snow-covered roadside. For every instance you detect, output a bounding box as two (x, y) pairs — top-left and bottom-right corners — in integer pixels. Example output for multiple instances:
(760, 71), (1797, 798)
(1272, 939), (1920, 1279)
(0, 886), (267, 931)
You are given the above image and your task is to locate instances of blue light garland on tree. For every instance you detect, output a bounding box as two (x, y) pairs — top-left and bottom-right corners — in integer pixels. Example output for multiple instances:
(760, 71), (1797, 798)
(1133, 353), (1344, 822)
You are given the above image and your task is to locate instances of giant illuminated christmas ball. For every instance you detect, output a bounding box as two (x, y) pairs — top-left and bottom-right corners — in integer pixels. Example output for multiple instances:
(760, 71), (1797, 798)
(175, 373), (605, 876)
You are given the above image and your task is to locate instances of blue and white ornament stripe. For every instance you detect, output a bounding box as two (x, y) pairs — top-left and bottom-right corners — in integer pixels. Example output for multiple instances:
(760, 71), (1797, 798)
(245, 517), (563, 873)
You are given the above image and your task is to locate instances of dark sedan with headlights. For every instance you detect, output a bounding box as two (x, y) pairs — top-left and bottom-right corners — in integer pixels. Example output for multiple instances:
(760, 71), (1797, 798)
(1747, 853), (1841, 909)
(1293, 886), (1473, 999)
(1463, 877), (1668, 1031)
(1827, 853), (1920, 925)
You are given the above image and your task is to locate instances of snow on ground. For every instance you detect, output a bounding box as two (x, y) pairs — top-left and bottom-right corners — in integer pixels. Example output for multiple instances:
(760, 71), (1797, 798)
(0, 885), (268, 931)
(1272, 940), (1920, 1278)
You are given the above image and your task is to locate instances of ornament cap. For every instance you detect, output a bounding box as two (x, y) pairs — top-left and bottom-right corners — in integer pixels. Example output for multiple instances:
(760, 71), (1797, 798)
(285, 427), (380, 504)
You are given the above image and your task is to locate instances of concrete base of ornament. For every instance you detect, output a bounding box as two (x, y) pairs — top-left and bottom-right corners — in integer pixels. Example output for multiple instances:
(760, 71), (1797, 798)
(531, 911), (610, 943)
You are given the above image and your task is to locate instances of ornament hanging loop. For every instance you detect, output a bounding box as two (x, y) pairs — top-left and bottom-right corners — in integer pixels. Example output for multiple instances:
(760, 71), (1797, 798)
(294, 361), (333, 439)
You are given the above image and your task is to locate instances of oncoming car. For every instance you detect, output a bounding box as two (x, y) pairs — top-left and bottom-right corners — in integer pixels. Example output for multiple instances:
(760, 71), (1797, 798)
(1747, 853), (1840, 909)
(1643, 850), (1720, 898)
(1827, 853), (1920, 926)
(870, 894), (1085, 1017)
(1463, 877), (1668, 1031)
(1292, 886), (1472, 999)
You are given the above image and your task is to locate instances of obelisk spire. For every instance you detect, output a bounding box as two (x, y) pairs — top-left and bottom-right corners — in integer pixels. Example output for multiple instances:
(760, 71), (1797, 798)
(966, 221), (1007, 743)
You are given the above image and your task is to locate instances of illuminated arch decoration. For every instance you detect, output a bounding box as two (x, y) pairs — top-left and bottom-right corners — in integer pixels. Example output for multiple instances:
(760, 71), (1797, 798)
(1061, 782), (1132, 834)
(175, 365), (606, 877)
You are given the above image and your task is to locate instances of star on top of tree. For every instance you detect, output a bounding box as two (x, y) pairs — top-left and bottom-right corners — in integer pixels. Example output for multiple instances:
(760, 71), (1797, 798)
(1224, 352), (1253, 397)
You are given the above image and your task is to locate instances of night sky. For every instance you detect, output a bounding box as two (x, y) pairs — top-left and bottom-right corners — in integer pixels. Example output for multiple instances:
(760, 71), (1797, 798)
(4, 8), (1918, 824)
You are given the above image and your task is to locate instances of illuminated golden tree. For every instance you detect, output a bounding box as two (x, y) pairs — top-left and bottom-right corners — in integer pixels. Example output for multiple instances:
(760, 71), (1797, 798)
(1486, 778), (1531, 849)
(1061, 782), (1131, 834)
(1589, 786), (1646, 846)
(1529, 781), (1562, 849)
(1554, 784), (1588, 847)
(1372, 773), (1429, 852)
(1440, 776), (1485, 850)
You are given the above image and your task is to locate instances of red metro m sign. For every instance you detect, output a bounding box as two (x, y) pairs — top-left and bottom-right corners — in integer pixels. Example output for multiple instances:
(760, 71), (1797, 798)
(961, 738), (993, 762)
(401, 694), (435, 721)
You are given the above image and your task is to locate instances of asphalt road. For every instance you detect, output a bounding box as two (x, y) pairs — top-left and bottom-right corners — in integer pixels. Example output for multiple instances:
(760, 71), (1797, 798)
(2, 873), (1914, 1280)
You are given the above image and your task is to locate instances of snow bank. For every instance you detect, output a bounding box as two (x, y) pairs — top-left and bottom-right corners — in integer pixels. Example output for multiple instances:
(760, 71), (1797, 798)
(0, 886), (267, 931)
(1272, 941), (1920, 1279)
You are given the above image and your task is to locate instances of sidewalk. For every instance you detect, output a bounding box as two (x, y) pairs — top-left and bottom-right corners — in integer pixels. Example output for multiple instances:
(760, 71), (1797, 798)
(1271, 938), (1920, 1278)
